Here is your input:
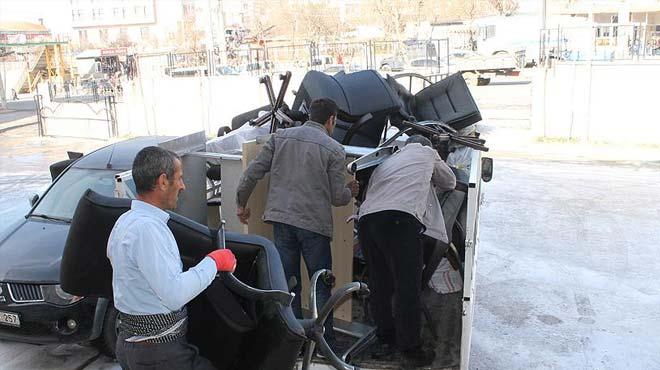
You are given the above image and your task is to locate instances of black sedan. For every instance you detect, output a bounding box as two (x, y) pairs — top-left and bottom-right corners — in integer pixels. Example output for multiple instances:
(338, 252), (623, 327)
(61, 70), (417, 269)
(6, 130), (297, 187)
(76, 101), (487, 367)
(0, 136), (168, 355)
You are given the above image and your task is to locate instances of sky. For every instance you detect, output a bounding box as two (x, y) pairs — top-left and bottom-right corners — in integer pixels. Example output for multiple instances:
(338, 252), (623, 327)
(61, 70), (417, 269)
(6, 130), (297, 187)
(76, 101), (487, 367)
(0, 0), (75, 35)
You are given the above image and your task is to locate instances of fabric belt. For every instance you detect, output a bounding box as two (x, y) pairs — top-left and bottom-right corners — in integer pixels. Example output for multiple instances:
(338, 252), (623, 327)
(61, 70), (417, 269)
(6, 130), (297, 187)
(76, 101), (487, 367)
(118, 307), (188, 344)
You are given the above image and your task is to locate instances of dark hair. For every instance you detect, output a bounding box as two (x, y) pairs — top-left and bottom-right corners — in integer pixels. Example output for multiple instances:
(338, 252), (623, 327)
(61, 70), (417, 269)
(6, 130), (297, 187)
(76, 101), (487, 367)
(405, 134), (433, 147)
(309, 98), (338, 125)
(132, 146), (180, 195)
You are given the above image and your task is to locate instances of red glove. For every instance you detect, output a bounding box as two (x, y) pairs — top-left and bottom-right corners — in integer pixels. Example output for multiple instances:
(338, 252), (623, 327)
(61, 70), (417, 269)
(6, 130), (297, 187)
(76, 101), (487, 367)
(207, 249), (237, 272)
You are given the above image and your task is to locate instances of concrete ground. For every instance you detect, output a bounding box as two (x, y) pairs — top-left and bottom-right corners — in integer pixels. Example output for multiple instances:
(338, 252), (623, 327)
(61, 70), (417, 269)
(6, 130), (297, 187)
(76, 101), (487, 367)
(470, 158), (660, 370)
(0, 74), (659, 369)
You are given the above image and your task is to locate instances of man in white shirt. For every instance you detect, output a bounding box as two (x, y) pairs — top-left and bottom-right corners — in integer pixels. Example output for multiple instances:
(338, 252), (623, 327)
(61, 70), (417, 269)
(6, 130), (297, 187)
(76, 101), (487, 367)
(107, 146), (237, 370)
(358, 135), (456, 368)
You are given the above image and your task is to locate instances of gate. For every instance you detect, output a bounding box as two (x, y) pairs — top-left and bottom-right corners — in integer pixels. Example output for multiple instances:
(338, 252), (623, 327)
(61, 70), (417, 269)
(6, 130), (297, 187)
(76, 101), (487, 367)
(35, 94), (117, 140)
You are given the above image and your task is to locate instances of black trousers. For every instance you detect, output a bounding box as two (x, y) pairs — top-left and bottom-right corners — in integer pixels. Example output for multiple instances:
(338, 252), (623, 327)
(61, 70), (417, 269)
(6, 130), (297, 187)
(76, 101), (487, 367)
(358, 210), (424, 351)
(116, 331), (216, 370)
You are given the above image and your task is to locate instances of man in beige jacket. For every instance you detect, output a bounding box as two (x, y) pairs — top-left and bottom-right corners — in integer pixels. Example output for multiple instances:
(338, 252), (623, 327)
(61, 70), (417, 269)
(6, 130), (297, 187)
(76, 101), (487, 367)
(358, 135), (456, 367)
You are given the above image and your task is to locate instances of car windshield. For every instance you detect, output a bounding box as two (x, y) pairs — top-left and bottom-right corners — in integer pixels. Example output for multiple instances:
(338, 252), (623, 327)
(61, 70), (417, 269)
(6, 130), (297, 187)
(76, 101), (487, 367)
(31, 168), (121, 221)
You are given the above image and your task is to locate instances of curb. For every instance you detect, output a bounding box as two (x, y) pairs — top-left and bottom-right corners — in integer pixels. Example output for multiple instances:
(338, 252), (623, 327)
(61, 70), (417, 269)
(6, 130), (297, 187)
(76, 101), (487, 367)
(0, 121), (37, 134)
(0, 115), (39, 134)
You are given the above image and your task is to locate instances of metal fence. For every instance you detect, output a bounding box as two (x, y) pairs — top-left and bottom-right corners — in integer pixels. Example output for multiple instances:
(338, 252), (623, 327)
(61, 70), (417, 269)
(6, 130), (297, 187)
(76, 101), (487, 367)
(265, 44), (312, 73)
(46, 79), (123, 104)
(35, 93), (118, 139)
(131, 39), (450, 78)
(540, 24), (660, 64)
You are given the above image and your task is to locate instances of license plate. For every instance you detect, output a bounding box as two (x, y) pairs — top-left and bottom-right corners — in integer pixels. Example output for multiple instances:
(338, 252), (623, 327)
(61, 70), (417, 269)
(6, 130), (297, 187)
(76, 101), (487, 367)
(0, 310), (20, 327)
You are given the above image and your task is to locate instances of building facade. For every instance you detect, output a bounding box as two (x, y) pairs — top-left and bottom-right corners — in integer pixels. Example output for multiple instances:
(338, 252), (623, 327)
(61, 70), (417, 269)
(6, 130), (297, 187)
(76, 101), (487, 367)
(555, 0), (660, 60)
(69, 0), (214, 52)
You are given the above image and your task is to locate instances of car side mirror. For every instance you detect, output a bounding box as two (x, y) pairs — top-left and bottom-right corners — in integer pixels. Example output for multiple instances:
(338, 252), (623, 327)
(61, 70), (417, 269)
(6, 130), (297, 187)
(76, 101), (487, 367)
(481, 157), (493, 182)
(29, 193), (39, 207)
(49, 158), (77, 181)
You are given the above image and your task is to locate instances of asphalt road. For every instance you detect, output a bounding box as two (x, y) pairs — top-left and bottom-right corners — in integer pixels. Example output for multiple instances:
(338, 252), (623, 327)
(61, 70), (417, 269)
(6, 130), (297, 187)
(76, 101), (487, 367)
(0, 99), (36, 125)
(0, 77), (658, 370)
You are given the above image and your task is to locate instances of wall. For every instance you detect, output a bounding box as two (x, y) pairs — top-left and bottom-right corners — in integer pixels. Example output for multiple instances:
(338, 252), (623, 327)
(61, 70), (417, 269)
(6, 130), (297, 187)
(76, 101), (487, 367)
(116, 73), (305, 138)
(531, 61), (660, 145)
(37, 82), (113, 140)
(70, 0), (181, 50)
(1, 61), (27, 92)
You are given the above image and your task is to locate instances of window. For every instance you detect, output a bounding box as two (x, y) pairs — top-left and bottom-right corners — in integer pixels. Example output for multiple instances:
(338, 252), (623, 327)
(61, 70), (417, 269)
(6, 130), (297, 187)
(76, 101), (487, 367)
(31, 168), (120, 221)
(411, 59), (425, 67)
(122, 7), (126, 18)
(140, 27), (150, 39)
(79, 29), (88, 43)
(120, 28), (128, 39)
(113, 7), (119, 16)
(143, 6), (147, 16)
(134, 6), (140, 15)
(98, 8), (103, 18)
(71, 9), (76, 20)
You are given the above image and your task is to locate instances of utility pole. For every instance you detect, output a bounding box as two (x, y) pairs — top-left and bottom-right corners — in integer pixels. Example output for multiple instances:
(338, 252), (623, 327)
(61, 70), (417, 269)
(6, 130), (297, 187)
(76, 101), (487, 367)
(217, 0), (227, 66)
(206, 0), (216, 75)
(542, 0), (547, 30)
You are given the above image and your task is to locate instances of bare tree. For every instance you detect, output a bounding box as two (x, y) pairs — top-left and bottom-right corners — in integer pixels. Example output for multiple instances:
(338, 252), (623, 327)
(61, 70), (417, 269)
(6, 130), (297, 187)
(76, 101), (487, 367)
(170, 2), (205, 52)
(297, 3), (342, 43)
(368, 0), (407, 41)
(460, 0), (490, 50)
(488, 0), (519, 16)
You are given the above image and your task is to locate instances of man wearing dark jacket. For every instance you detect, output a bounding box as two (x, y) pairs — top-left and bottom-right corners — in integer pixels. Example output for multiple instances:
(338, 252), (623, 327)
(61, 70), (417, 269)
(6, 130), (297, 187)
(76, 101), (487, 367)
(235, 98), (359, 344)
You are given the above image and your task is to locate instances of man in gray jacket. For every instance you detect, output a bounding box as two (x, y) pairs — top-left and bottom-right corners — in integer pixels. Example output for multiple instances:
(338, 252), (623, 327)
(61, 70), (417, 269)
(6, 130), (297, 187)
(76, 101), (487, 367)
(235, 98), (359, 345)
(358, 135), (456, 367)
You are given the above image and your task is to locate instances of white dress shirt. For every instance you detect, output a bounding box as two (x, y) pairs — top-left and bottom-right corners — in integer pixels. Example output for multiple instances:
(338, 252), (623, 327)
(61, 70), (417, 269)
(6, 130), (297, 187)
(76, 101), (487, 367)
(107, 200), (217, 315)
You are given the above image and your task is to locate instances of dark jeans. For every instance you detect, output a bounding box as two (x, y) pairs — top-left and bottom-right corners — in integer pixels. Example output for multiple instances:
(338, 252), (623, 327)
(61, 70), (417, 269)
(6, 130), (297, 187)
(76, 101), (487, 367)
(272, 222), (334, 343)
(115, 331), (216, 370)
(358, 210), (424, 351)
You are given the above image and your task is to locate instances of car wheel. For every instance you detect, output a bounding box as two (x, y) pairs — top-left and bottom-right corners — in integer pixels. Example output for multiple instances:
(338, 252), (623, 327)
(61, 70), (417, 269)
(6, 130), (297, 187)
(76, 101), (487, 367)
(92, 305), (119, 358)
(477, 77), (491, 86)
(380, 64), (392, 72)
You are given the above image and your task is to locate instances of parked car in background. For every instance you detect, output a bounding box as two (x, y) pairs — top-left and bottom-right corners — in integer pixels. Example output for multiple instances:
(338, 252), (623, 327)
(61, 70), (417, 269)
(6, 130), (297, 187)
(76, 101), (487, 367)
(166, 66), (208, 77)
(445, 49), (518, 73)
(407, 57), (447, 74)
(378, 54), (407, 72)
(216, 66), (241, 75)
(438, 49), (520, 85)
